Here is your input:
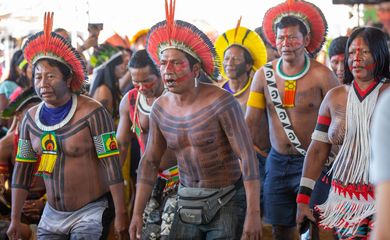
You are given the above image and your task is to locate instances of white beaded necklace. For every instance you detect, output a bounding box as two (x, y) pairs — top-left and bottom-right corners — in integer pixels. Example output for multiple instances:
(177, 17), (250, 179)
(35, 94), (78, 131)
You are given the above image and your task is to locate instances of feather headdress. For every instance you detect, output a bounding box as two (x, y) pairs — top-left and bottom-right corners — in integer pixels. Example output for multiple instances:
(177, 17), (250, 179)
(23, 12), (87, 92)
(215, 17), (267, 79)
(262, 0), (328, 56)
(146, 0), (219, 79)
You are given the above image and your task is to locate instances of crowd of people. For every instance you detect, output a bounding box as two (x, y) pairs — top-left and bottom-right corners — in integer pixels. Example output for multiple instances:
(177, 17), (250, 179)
(1, 0), (390, 239)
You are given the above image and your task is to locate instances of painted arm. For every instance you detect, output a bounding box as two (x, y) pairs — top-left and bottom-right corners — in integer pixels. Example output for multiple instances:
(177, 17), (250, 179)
(129, 108), (166, 240)
(8, 115), (37, 239)
(90, 107), (127, 236)
(218, 95), (262, 239)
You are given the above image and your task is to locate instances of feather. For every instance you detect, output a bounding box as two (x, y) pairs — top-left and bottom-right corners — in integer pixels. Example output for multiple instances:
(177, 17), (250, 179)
(234, 16), (242, 42)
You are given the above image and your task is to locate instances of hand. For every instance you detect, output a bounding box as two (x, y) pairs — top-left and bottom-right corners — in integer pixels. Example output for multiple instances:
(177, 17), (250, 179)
(22, 199), (44, 222)
(296, 203), (315, 231)
(241, 211), (262, 240)
(115, 211), (129, 240)
(7, 219), (22, 240)
(129, 214), (143, 240)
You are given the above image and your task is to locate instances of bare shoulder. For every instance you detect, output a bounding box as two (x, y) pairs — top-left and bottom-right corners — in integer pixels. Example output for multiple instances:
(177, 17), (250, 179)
(26, 104), (40, 119)
(77, 94), (104, 115)
(324, 85), (349, 104)
(310, 60), (334, 77)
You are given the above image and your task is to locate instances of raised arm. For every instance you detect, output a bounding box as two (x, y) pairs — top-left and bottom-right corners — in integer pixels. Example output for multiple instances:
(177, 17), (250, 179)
(245, 68), (267, 150)
(218, 95), (262, 239)
(129, 107), (167, 240)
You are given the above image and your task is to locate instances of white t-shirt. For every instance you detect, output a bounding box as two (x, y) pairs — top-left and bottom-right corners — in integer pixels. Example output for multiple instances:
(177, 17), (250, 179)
(371, 88), (390, 184)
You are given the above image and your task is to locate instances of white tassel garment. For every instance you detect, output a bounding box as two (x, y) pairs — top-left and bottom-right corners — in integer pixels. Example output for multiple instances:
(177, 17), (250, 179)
(317, 81), (382, 236)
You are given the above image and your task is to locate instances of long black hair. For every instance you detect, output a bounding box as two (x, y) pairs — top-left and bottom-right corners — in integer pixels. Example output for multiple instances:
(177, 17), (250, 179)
(344, 27), (390, 85)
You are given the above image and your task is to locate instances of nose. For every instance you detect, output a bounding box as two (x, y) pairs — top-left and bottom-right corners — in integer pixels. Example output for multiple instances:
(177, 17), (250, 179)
(337, 62), (344, 72)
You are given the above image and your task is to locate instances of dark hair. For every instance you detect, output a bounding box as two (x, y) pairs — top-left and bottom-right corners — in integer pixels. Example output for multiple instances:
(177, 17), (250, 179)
(32, 58), (72, 81)
(344, 27), (390, 85)
(6, 50), (23, 83)
(225, 45), (254, 66)
(276, 16), (308, 37)
(328, 36), (348, 58)
(128, 49), (159, 76)
(183, 51), (200, 70)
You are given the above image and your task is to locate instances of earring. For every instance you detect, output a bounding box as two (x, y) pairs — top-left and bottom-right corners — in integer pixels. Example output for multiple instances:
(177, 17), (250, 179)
(194, 77), (198, 88)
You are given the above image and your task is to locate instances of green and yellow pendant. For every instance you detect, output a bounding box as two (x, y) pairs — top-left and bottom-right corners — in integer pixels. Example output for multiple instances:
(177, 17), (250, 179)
(37, 132), (58, 177)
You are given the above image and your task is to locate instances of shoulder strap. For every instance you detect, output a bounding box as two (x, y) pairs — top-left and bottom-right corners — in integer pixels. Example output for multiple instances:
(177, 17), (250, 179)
(264, 63), (307, 156)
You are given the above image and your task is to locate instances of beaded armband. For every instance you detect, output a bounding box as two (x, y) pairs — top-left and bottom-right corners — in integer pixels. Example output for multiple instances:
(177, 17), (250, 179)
(93, 131), (120, 159)
(296, 177), (316, 204)
(15, 139), (38, 163)
(311, 115), (331, 144)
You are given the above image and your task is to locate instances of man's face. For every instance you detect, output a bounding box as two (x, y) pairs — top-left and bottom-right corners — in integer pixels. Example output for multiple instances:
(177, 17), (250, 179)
(130, 65), (162, 98)
(275, 25), (308, 62)
(330, 54), (345, 83)
(159, 49), (196, 93)
(223, 46), (251, 80)
(347, 36), (375, 82)
(34, 59), (71, 107)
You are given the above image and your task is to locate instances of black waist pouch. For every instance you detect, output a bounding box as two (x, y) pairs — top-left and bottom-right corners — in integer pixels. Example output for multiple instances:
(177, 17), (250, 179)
(177, 184), (236, 225)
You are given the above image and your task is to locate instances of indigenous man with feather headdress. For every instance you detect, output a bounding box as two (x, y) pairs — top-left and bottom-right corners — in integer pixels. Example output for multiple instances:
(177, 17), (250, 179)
(7, 13), (127, 240)
(245, 0), (339, 238)
(129, 0), (261, 239)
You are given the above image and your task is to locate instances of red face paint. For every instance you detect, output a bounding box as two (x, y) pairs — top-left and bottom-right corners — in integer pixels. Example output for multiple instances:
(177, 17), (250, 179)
(275, 25), (306, 61)
(348, 37), (375, 81)
(330, 54), (345, 83)
(134, 81), (155, 91)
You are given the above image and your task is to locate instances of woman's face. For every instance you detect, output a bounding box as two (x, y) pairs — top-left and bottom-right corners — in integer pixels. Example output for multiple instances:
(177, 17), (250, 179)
(347, 36), (375, 82)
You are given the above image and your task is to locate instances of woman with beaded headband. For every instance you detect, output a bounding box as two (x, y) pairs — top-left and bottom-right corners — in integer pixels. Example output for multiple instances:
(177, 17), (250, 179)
(129, 0), (261, 239)
(245, 0), (339, 239)
(7, 12), (128, 240)
(297, 27), (390, 239)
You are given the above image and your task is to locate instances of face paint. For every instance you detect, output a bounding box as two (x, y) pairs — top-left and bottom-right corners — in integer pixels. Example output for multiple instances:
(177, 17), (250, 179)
(159, 49), (196, 92)
(275, 25), (306, 60)
(348, 37), (375, 81)
(223, 46), (249, 79)
(330, 54), (345, 83)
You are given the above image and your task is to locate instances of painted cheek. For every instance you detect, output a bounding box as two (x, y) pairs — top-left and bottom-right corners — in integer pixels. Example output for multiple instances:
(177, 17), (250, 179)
(175, 72), (192, 83)
(364, 62), (376, 72)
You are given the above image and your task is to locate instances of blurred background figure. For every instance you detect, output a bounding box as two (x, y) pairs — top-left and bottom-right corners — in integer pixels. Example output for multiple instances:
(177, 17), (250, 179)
(328, 36), (348, 84)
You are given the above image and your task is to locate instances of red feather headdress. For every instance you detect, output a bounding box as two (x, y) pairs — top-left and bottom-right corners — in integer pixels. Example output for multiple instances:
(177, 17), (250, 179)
(262, 0), (328, 56)
(146, 0), (219, 79)
(23, 12), (87, 92)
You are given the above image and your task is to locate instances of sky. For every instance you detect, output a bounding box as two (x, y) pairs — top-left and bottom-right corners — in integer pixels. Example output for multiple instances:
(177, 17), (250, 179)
(0, 0), (358, 42)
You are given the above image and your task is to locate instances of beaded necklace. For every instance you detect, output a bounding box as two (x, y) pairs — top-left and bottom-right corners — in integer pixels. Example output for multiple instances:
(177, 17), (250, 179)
(35, 94), (77, 131)
(275, 54), (310, 107)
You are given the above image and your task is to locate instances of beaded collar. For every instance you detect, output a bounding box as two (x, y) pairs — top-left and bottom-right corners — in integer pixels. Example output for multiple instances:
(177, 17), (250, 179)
(276, 54), (310, 81)
(35, 94), (77, 131)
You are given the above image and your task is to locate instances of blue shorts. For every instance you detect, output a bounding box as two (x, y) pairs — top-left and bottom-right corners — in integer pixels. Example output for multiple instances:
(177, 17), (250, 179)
(263, 148), (330, 227)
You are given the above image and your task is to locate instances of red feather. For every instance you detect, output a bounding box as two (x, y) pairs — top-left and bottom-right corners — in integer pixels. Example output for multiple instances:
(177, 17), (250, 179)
(23, 12), (86, 92)
(146, 1), (219, 79)
(262, 0), (327, 56)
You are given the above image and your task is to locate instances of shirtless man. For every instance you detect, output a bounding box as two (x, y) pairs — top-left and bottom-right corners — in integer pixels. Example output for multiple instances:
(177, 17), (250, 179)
(129, 2), (261, 239)
(117, 49), (177, 239)
(246, 2), (339, 238)
(7, 13), (127, 240)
